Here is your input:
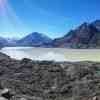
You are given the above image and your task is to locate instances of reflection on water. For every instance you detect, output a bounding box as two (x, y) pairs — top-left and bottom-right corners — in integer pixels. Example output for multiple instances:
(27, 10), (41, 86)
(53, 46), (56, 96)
(0, 47), (100, 62)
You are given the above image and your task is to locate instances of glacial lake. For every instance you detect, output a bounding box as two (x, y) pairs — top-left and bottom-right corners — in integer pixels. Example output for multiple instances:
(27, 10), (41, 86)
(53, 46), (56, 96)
(0, 47), (100, 62)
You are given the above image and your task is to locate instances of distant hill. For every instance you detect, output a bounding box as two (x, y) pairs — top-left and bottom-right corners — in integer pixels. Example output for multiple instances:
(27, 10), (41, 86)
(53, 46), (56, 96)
(53, 20), (100, 48)
(16, 32), (52, 47)
(0, 37), (8, 48)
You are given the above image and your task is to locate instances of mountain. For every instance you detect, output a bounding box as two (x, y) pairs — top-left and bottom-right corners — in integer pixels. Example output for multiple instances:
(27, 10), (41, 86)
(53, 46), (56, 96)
(1, 20), (100, 48)
(53, 20), (100, 48)
(6, 38), (20, 46)
(92, 20), (100, 31)
(0, 37), (20, 47)
(16, 32), (52, 47)
(0, 37), (8, 48)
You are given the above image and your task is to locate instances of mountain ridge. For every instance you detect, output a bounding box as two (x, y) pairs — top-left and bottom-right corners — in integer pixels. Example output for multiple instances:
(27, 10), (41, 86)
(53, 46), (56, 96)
(0, 20), (100, 48)
(16, 32), (52, 47)
(53, 20), (100, 48)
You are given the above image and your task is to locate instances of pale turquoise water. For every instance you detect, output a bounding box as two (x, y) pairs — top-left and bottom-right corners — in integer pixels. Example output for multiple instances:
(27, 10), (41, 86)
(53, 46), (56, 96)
(0, 47), (100, 62)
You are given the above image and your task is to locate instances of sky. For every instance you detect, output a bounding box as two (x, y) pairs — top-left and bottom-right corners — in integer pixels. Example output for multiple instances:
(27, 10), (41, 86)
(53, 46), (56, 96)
(0, 0), (100, 38)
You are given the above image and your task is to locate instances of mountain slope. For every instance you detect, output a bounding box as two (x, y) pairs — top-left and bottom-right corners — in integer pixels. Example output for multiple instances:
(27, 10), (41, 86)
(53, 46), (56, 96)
(53, 20), (100, 48)
(0, 37), (8, 48)
(92, 20), (100, 31)
(17, 32), (52, 47)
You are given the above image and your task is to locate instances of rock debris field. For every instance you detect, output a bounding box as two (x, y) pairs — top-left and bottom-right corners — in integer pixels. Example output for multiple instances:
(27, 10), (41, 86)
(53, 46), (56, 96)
(0, 52), (100, 100)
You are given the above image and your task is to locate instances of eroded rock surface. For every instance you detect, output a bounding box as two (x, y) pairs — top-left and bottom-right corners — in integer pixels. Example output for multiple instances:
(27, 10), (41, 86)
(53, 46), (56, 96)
(0, 53), (100, 100)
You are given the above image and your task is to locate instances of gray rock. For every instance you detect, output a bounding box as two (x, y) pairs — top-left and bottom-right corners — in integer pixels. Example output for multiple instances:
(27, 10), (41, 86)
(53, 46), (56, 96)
(0, 53), (100, 100)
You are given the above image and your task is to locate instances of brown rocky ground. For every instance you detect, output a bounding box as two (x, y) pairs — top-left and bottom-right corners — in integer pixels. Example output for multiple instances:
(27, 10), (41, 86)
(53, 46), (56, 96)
(0, 53), (100, 100)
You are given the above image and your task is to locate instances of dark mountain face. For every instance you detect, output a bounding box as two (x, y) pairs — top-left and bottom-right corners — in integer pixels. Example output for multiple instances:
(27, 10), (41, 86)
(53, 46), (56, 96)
(0, 37), (8, 48)
(92, 20), (100, 31)
(17, 32), (52, 47)
(53, 21), (100, 48)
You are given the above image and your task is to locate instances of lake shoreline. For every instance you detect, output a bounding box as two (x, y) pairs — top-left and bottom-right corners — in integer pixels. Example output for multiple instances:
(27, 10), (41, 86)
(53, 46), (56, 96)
(1, 47), (100, 62)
